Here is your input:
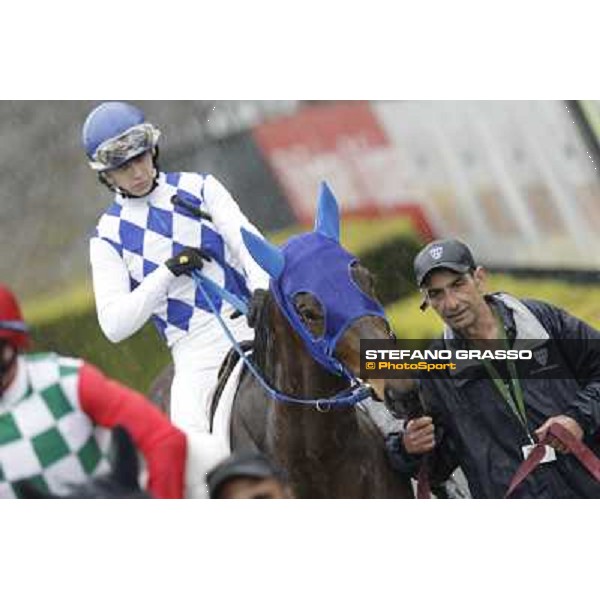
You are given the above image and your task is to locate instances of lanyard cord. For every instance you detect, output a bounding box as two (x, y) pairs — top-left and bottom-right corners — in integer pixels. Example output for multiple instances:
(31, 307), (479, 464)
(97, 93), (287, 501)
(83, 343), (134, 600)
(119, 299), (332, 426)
(481, 310), (531, 440)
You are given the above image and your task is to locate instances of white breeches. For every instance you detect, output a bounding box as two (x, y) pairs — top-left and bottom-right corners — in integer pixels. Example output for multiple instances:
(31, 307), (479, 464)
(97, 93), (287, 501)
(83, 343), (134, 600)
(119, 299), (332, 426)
(170, 317), (254, 498)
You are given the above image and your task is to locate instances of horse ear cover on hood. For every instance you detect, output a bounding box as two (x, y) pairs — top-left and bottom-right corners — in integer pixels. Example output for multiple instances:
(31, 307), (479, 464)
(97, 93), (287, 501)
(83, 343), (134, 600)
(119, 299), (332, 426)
(314, 181), (340, 242)
(241, 229), (284, 279)
(241, 180), (341, 278)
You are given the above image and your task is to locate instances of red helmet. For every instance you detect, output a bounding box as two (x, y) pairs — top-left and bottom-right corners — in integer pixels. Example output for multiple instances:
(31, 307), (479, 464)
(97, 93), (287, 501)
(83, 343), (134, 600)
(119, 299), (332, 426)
(0, 284), (29, 349)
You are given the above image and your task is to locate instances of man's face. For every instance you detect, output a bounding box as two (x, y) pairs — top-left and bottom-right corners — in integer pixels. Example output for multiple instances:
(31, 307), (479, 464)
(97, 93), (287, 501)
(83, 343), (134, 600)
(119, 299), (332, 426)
(104, 151), (155, 197)
(422, 268), (486, 333)
(217, 476), (292, 499)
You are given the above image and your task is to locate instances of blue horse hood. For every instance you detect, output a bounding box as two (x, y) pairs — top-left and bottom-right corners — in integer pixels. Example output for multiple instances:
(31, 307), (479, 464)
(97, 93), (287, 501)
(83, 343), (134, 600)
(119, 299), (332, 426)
(241, 181), (387, 378)
(270, 231), (385, 376)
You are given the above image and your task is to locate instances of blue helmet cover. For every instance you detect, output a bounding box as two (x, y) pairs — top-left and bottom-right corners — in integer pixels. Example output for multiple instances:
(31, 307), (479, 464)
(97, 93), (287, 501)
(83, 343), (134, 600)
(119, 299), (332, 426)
(82, 101), (146, 158)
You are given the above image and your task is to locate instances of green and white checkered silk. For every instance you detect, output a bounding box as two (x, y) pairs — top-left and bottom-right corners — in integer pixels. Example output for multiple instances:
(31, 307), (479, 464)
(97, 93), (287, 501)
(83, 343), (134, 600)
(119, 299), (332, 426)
(0, 353), (111, 498)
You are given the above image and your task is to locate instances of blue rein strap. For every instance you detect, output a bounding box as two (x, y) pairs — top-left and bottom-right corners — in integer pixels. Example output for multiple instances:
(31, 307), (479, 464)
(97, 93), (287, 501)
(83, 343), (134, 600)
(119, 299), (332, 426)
(190, 270), (372, 409)
(191, 270), (249, 316)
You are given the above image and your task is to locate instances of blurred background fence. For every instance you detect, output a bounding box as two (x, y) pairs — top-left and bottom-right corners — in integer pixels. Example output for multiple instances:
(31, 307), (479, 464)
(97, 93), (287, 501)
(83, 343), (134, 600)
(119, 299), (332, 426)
(2, 100), (600, 392)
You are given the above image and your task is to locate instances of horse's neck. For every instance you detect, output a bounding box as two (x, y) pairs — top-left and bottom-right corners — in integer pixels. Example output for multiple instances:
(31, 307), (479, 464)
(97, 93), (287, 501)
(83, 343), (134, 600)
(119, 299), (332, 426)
(240, 294), (413, 498)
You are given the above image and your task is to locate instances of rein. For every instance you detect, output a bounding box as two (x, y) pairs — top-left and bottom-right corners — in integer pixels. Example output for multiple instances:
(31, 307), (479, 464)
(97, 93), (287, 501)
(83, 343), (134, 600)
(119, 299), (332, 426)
(504, 422), (600, 497)
(416, 422), (600, 499)
(191, 270), (373, 410)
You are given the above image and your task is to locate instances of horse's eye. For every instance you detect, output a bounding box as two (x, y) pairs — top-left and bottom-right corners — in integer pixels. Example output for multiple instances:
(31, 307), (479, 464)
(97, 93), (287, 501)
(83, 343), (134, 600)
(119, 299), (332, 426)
(293, 292), (325, 337)
(303, 309), (320, 322)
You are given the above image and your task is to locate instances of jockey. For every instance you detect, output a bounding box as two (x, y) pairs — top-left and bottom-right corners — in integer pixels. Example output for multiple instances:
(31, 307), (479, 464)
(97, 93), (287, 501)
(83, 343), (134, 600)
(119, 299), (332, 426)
(0, 284), (186, 499)
(83, 102), (269, 493)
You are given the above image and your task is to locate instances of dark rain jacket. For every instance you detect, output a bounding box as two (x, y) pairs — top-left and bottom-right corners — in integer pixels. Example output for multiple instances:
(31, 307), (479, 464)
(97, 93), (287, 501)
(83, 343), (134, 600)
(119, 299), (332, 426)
(386, 293), (600, 498)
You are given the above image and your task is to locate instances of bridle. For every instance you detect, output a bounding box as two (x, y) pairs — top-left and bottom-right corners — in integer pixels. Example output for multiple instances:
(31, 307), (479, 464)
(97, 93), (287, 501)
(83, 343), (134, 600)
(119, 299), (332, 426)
(191, 270), (374, 410)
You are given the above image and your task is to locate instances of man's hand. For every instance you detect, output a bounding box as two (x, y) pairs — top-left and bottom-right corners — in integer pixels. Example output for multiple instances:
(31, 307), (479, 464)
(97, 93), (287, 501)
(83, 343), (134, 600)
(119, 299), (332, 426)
(166, 247), (212, 276)
(403, 416), (436, 454)
(534, 415), (583, 453)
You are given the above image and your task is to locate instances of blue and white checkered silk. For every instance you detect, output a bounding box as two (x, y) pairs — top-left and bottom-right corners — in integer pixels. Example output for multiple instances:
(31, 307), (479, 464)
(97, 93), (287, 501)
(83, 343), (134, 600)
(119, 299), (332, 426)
(94, 172), (250, 347)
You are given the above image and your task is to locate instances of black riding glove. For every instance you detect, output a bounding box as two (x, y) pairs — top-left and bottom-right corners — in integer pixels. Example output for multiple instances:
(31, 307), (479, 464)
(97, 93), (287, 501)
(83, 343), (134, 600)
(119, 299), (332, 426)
(166, 247), (212, 276)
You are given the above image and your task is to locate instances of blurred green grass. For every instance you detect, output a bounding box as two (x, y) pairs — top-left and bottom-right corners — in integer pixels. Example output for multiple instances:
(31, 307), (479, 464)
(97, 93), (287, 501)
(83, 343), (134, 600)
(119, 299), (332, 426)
(23, 279), (94, 324)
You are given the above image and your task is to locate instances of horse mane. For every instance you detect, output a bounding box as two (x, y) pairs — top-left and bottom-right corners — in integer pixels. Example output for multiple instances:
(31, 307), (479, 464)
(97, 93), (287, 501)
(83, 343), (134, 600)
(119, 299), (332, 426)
(250, 291), (276, 376)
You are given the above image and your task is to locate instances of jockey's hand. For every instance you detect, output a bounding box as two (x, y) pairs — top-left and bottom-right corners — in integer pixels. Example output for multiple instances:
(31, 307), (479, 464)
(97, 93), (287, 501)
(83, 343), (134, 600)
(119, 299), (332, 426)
(403, 416), (435, 455)
(166, 247), (212, 276)
(534, 415), (583, 453)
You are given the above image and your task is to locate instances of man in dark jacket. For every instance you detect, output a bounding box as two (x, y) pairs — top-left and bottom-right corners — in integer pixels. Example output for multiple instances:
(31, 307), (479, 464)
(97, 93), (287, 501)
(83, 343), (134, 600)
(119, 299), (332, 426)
(386, 239), (600, 498)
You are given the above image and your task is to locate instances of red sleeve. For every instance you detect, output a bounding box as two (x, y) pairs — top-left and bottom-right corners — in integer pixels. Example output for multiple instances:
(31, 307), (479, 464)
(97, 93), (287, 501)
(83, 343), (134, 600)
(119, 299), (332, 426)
(78, 362), (186, 499)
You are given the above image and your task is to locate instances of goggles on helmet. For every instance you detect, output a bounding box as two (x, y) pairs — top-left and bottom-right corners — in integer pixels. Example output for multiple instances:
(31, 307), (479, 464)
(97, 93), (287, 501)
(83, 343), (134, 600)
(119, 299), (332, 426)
(0, 319), (29, 352)
(89, 123), (161, 172)
(0, 320), (28, 333)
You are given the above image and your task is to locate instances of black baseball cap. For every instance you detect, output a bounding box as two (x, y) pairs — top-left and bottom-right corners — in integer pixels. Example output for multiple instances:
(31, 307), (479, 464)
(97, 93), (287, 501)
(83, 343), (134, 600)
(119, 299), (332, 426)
(414, 239), (477, 287)
(206, 452), (287, 498)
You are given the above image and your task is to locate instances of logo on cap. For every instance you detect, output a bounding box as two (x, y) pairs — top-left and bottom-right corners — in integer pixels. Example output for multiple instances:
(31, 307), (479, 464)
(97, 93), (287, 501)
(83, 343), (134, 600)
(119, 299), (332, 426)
(429, 246), (443, 260)
(533, 348), (548, 367)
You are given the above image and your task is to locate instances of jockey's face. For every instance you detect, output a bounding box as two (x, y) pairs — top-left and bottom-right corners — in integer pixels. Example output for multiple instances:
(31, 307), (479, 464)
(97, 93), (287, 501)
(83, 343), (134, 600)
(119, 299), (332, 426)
(216, 476), (292, 499)
(104, 151), (156, 197)
(422, 267), (487, 335)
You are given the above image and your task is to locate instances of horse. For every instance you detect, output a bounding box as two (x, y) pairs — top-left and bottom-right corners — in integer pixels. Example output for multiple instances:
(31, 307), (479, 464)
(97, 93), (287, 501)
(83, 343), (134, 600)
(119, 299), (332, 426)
(15, 427), (152, 499)
(151, 183), (415, 498)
